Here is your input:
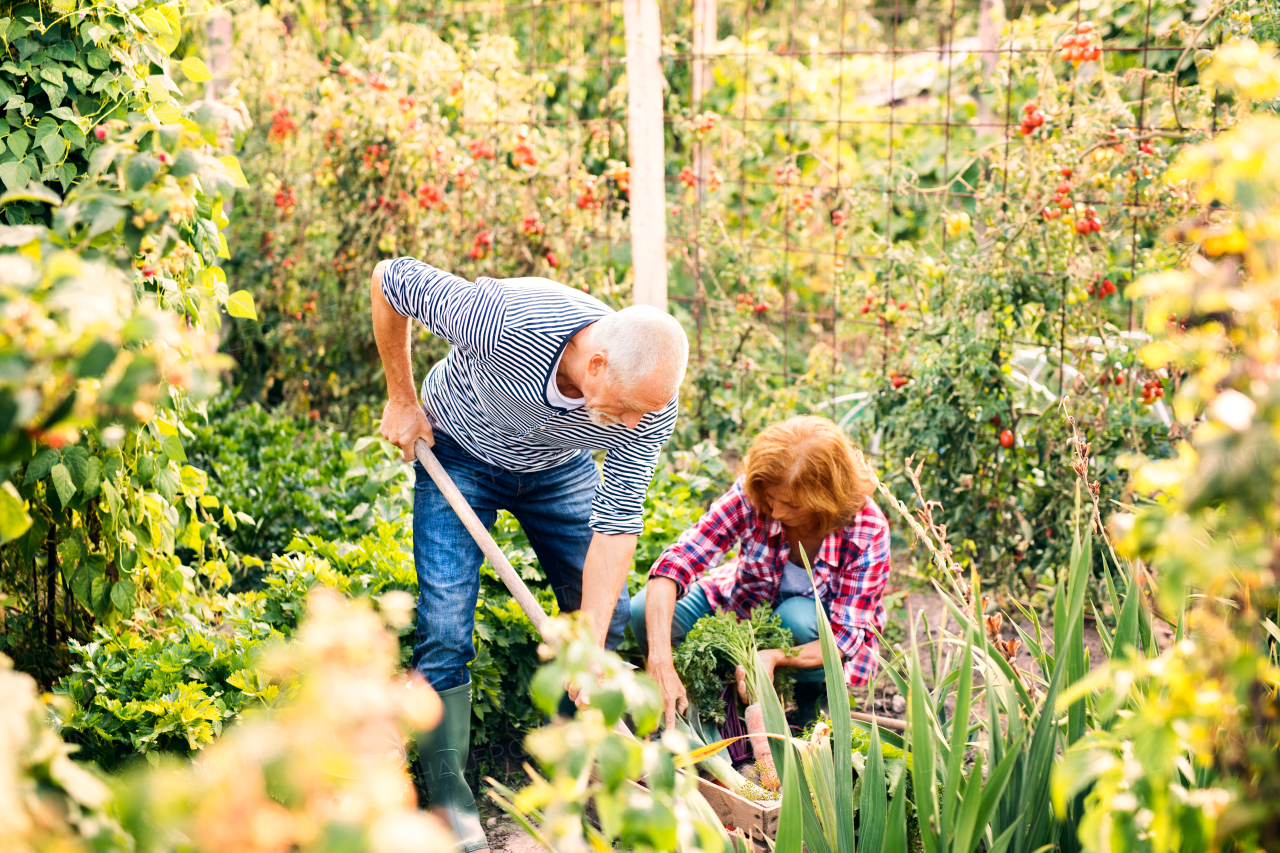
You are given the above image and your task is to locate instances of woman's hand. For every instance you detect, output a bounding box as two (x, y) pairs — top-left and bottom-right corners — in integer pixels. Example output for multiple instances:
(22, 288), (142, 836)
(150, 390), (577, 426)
(648, 657), (689, 730)
(735, 648), (784, 704)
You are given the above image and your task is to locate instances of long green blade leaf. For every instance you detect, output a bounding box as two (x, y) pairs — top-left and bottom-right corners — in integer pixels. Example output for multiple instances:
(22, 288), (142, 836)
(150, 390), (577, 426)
(802, 548), (857, 853)
(775, 726), (806, 853)
(942, 625), (976, 844)
(859, 720), (888, 853)
(883, 758), (910, 853)
(909, 628), (940, 853)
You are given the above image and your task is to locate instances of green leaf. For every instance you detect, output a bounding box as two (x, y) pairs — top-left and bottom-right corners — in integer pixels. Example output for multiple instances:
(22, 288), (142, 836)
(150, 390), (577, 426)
(802, 552), (856, 853)
(154, 466), (179, 503)
(70, 552), (104, 609)
(101, 480), (120, 516)
(75, 340), (117, 378)
(909, 628), (940, 853)
(87, 48), (110, 70)
(168, 148), (199, 178)
(40, 82), (66, 108)
(110, 578), (136, 612)
(40, 131), (65, 164)
(0, 159), (33, 191)
(860, 720), (888, 853)
(7, 128), (28, 158)
(90, 573), (110, 619)
(25, 449), (59, 482)
(226, 290), (257, 320)
(0, 480), (32, 543)
(774, 731), (805, 853)
(49, 40), (76, 62)
(60, 121), (84, 150)
(88, 204), (125, 239)
(125, 154), (159, 190)
(81, 457), (102, 500)
(61, 446), (90, 488)
(50, 462), (75, 506)
(161, 435), (186, 463)
(883, 757), (910, 853)
(33, 116), (58, 147)
(0, 182), (60, 206)
(180, 56), (212, 82)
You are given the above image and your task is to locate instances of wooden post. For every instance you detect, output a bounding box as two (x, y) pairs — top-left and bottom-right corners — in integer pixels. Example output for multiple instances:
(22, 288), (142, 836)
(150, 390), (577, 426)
(624, 0), (668, 310)
(205, 13), (232, 99)
(691, 0), (716, 203)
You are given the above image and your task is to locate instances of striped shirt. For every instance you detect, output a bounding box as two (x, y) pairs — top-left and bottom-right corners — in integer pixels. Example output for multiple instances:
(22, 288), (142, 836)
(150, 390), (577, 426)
(381, 257), (679, 535)
(649, 480), (891, 686)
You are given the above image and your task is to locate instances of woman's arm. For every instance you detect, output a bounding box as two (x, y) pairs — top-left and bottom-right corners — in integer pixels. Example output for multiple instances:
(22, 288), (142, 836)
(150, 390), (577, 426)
(648, 481), (754, 595)
(644, 577), (689, 729)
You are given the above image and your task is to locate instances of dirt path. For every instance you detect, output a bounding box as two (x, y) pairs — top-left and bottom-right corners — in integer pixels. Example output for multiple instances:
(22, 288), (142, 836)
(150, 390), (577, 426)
(478, 801), (542, 852)
(486, 817), (542, 852)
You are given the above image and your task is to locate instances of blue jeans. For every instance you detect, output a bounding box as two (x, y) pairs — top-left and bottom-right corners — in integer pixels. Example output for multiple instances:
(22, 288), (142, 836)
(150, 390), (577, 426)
(629, 583), (827, 683)
(411, 430), (631, 691)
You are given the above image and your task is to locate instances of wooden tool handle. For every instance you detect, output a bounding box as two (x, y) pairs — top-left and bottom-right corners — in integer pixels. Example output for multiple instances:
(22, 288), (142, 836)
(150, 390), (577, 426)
(414, 438), (551, 636)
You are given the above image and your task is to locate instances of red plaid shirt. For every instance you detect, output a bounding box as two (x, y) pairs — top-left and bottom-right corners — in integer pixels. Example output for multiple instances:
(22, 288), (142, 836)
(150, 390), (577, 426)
(649, 480), (890, 686)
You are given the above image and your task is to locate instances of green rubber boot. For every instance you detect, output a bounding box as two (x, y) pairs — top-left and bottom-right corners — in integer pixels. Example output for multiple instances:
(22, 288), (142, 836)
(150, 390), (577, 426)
(418, 680), (489, 853)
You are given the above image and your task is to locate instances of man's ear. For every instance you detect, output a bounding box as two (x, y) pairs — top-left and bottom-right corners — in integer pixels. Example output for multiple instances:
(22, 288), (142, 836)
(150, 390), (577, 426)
(587, 352), (607, 377)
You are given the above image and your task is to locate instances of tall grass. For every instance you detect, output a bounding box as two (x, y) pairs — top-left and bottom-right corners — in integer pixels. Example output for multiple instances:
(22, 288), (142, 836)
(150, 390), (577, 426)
(763, 475), (1166, 853)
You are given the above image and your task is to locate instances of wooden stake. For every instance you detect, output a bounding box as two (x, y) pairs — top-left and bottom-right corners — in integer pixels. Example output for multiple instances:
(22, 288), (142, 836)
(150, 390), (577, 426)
(623, 0), (668, 310)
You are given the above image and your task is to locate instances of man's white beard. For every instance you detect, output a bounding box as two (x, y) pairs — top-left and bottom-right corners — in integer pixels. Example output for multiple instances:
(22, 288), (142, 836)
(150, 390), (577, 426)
(585, 407), (624, 427)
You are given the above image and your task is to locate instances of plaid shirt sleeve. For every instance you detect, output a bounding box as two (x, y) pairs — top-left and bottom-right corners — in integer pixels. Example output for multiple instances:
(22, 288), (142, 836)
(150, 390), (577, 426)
(830, 502), (892, 686)
(648, 480), (751, 597)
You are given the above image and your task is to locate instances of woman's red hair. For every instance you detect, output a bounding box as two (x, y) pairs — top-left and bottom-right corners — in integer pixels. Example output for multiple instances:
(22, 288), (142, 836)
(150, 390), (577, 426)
(742, 416), (877, 533)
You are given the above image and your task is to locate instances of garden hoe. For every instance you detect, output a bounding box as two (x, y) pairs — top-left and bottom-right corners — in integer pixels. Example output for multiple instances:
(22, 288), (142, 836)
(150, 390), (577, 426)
(413, 439), (769, 849)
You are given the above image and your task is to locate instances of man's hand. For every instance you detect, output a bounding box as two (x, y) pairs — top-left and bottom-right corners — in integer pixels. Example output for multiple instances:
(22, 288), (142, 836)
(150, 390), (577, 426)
(648, 657), (689, 730)
(381, 399), (434, 461)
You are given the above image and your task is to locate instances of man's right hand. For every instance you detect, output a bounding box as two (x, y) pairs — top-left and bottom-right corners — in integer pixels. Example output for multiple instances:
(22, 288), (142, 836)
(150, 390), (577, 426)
(381, 399), (435, 461)
(647, 657), (689, 731)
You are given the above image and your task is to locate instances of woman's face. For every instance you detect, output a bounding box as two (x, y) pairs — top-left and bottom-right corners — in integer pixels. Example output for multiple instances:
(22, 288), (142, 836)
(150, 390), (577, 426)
(765, 485), (817, 530)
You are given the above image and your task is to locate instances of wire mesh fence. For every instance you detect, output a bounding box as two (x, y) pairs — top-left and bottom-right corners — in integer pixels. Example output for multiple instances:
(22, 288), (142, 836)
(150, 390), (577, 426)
(314, 0), (1225, 434)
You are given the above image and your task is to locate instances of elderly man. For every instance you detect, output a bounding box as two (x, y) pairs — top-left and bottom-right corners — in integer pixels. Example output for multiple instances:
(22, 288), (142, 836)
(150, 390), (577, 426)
(371, 257), (688, 853)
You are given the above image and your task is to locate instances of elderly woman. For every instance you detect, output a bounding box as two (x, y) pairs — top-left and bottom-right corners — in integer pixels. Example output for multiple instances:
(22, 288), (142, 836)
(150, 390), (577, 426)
(631, 416), (891, 728)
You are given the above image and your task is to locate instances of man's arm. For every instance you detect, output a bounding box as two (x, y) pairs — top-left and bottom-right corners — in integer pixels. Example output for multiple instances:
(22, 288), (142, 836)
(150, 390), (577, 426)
(371, 261), (435, 460)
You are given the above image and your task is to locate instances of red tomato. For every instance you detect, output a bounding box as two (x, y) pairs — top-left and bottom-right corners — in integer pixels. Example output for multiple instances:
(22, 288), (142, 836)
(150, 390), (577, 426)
(999, 430), (1014, 449)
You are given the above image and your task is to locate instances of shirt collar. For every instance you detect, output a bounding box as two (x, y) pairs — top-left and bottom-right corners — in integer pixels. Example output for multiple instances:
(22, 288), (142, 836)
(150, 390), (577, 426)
(768, 519), (845, 571)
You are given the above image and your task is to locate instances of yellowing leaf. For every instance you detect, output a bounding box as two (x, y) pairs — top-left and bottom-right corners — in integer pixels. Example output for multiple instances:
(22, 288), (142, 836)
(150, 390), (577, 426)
(227, 290), (257, 320)
(0, 481), (32, 543)
(180, 56), (213, 83)
(153, 102), (183, 124)
(216, 155), (249, 188)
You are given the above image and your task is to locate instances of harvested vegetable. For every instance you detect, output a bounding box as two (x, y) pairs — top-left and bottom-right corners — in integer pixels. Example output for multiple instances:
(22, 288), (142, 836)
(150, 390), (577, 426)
(676, 708), (777, 803)
(672, 606), (797, 726)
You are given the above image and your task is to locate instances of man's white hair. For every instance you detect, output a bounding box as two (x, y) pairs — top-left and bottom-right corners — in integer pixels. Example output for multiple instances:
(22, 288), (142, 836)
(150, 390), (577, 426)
(593, 305), (689, 402)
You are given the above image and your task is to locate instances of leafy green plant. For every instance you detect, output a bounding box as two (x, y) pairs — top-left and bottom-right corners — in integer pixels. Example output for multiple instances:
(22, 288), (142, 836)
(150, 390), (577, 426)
(0, 0), (254, 688)
(186, 399), (410, 561)
(673, 606), (797, 726)
(489, 615), (747, 853)
(4, 590), (455, 853)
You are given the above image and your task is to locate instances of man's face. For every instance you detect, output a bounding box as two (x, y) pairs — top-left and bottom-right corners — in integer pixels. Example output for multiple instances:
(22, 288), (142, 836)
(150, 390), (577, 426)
(580, 353), (670, 429)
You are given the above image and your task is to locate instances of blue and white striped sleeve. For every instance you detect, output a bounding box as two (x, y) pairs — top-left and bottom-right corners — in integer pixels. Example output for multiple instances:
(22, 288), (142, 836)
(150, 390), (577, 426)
(380, 257), (506, 357)
(589, 402), (679, 535)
